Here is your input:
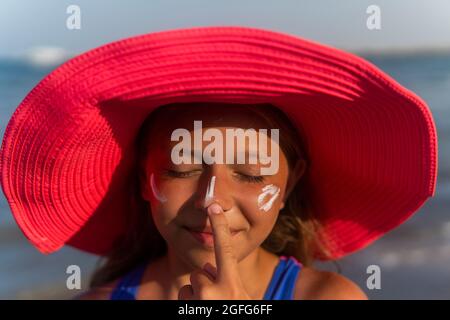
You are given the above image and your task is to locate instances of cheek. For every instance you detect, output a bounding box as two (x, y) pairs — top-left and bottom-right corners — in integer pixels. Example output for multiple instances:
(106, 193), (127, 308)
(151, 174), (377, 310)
(236, 183), (283, 231)
(241, 183), (283, 214)
(148, 172), (193, 208)
(149, 173), (167, 203)
(147, 173), (194, 233)
(257, 184), (281, 212)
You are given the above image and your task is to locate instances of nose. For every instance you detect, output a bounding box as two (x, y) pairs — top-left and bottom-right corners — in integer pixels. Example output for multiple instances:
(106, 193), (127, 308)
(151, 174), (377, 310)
(194, 165), (234, 212)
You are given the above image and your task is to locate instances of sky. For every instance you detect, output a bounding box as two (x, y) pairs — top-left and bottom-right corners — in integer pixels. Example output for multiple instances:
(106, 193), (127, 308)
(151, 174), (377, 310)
(0, 0), (450, 60)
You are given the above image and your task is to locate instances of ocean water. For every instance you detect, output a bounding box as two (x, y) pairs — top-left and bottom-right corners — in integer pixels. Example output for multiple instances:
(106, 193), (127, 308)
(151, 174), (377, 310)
(1, 53), (449, 299)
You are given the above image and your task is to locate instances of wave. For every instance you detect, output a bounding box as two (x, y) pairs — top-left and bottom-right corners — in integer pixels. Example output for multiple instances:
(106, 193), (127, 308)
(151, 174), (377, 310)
(23, 46), (71, 68)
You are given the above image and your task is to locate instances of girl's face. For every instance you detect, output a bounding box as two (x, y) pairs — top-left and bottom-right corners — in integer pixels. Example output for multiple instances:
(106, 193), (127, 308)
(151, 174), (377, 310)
(140, 105), (292, 270)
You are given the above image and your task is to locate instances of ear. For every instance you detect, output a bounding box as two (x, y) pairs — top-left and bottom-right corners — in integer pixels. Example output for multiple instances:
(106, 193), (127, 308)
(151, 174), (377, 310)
(280, 159), (306, 210)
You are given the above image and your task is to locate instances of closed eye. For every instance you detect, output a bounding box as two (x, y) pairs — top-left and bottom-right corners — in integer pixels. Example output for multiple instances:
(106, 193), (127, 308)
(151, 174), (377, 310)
(234, 172), (265, 183)
(164, 169), (202, 178)
(164, 169), (265, 183)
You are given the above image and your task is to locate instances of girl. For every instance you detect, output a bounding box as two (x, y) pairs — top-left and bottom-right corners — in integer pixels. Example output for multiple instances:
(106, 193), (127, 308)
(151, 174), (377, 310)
(0, 26), (437, 300)
(83, 102), (367, 300)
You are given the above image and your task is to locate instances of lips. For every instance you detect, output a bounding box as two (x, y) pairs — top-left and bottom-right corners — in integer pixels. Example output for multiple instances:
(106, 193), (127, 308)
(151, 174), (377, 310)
(186, 226), (240, 234)
(184, 227), (241, 246)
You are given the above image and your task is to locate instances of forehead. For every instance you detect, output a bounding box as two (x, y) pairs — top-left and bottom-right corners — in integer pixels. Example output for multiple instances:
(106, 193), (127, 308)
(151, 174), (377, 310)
(140, 103), (289, 173)
(150, 103), (275, 136)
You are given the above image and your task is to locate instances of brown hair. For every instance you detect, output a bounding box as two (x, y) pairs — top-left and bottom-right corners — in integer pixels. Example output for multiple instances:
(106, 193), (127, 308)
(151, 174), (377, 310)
(89, 102), (329, 288)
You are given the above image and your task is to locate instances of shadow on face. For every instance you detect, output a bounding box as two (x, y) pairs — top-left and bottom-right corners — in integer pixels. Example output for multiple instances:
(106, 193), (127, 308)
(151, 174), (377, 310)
(138, 102), (293, 269)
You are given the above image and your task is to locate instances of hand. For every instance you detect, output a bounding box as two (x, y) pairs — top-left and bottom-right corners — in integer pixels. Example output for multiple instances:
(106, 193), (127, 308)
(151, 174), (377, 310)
(178, 203), (251, 300)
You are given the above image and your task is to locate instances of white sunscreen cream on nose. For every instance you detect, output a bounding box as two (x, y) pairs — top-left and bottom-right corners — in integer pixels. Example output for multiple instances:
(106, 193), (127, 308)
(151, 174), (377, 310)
(150, 173), (167, 203)
(257, 184), (280, 212)
(204, 176), (216, 207)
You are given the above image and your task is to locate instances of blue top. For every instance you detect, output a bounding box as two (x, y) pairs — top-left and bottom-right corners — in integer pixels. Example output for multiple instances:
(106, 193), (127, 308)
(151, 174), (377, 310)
(110, 255), (302, 300)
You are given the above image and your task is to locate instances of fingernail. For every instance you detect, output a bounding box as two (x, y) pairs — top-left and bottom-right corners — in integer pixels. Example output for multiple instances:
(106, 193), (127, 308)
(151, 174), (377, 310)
(208, 203), (223, 215)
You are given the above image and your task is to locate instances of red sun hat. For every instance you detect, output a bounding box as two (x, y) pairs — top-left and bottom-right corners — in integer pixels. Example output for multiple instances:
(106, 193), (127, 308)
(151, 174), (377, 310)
(0, 26), (438, 260)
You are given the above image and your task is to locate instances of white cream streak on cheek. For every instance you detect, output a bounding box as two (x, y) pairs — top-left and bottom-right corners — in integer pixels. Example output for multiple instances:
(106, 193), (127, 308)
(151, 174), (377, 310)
(204, 176), (216, 207)
(150, 173), (167, 203)
(257, 184), (281, 212)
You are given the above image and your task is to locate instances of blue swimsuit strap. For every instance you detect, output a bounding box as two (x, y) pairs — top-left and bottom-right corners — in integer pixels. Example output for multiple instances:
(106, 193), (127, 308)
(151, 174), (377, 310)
(263, 256), (302, 300)
(110, 256), (302, 300)
(110, 262), (148, 300)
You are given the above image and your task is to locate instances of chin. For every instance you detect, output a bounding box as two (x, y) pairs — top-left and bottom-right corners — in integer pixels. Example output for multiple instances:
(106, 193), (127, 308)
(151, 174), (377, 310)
(181, 248), (217, 269)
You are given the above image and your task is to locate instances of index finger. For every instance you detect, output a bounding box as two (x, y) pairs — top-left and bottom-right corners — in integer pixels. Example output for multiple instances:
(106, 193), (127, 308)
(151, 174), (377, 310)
(207, 203), (238, 280)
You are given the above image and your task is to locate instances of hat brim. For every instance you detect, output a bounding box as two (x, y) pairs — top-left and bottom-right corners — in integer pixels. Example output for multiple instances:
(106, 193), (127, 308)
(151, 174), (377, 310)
(0, 26), (438, 259)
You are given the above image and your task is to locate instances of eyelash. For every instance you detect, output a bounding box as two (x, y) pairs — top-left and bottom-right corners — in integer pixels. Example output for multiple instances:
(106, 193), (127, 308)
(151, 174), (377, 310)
(164, 170), (265, 183)
(164, 170), (199, 178)
(234, 173), (265, 183)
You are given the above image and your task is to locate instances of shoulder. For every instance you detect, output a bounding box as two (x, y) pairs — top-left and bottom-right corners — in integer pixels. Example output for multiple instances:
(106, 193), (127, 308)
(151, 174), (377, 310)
(72, 279), (120, 300)
(294, 266), (368, 300)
